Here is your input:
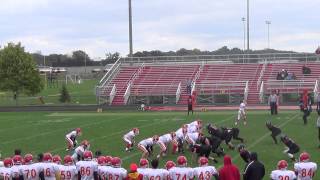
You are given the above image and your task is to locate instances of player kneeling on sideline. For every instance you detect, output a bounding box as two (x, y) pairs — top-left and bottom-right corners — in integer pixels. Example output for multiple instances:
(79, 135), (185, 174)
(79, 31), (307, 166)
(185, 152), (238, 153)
(123, 128), (140, 152)
(158, 132), (178, 157)
(235, 100), (247, 125)
(108, 157), (127, 180)
(193, 157), (219, 180)
(65, 128), (82, 151)
(138, 135), (159, 159)
(169, 156), (194, 180)
(76, 151), (98, 180)
(271, 160), (296, 180)
(72, 140), (90, 162)
(294, 152), (317, 180)
(61, 155), (78, 180)
(145, 159), (169, 180)
(280, 135), (300, 161)
(266, 121), (282, 144)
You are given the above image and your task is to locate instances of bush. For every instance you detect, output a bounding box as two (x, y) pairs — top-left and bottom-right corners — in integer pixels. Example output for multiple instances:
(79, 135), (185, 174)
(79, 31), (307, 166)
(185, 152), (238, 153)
(59, 84), (71, 103)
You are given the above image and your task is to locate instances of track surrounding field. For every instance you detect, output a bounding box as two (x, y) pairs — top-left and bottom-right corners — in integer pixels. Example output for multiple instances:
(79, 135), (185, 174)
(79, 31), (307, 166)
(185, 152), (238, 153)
(0, 110), (319, 179)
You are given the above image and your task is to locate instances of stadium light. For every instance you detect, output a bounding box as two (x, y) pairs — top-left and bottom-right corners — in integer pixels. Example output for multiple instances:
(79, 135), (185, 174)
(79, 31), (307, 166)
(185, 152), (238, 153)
(128, 0), (133, 57)
(242, 17), (246, 52)
(246, 0), (250, 51)
(266, 20), (271, 49)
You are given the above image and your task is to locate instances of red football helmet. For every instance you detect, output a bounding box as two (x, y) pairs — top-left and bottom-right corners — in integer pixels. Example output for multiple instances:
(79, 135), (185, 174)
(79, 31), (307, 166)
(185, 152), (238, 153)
(165, 160), (176, 170)
(24, 154), (33, 164)
(111, 157), (122, 167)
(4, 158), (13, 168)
(177, 156), (187, 166)
(64, 155), (73, 165)
(299, 152), (310, 162)
(133, 128), (139, 135)
(198, 157), (208, 166)
(83, 151), (93, 160)
(81, 140), (90, 147)
(105, 156), (112, 166)
(13, 155), (23, 165)
(139, 158), (149, 168)
(53, 155), (62, 164)
(97, 156), (106, 165)
(277, 160), (288, 170)
(43, 153), (53, 162)
(76, 128), (81, 134)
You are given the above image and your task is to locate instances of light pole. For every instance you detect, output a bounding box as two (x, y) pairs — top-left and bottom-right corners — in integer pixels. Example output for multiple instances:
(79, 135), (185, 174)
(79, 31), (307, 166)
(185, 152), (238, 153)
(242, 17), (246, 52)
(266, 20), (271, 49)
(128, 0), (133, 57)
(246, 0), (250, 52)
(43, 55), (46, 67)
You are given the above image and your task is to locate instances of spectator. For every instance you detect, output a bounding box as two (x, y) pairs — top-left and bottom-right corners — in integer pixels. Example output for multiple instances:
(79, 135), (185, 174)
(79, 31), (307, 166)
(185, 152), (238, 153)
(186, 80), (192, 94)
(126, 163), (143, 180)
(302, 65), (311, 75)
(276, 72), (282, 80)
(280, 69), (288, 80)
(302, 90), (310, 125)
(285, 72), (296, 80)
(219, 155), (240, 180)
(243, 152), (265, 180)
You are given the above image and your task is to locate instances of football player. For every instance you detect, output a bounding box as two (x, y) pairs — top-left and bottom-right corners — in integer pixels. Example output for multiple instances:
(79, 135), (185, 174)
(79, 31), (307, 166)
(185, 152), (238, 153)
(123, 128), (139, 152)
(185, 132), (203, 146)
(20, 154), (45, 180)
(0, 158), (13, 180)
(266, 121), (282, 144)
(169, 156), (193, 180)
(107, 157), (127, 180)
(221, 127), (244, 144)
(72, 140), (90, 162)
(270, 160), (296, 180)
(158, 132), (178, 157)
(53, 155), (62, 165)
(280, 135), (300, 161)
(137, 159), (150, 180)
(175, 126), (188, 153)
(42, 153), (61, 180)
(237, 144), (251, 163)
(236, 100), (247, 125)
(138, 135), (159, 159)
(187, 120), (202, 133)
(66, 128), (82, 151)
(165, 161), (176, 171)
(294, 152), (317, 180)
(145, 159), (168, 180)
(76, 151), (99, 180)
(60, 155), (77, 180)
(193, 157), (219, 180)
(97, 156), (111, 180)
(11, 155), (24, 180)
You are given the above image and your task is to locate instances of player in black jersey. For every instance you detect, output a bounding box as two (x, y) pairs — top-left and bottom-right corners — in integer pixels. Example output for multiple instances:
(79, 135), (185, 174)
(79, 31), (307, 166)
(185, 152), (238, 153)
(266, 121), (282, 144)
(237, 144), (251, 163)
(280, 135), (300, 161)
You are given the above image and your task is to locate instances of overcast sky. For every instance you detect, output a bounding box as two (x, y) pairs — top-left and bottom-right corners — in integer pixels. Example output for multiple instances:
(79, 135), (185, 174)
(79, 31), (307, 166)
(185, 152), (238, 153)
(0, 0), (319, 58)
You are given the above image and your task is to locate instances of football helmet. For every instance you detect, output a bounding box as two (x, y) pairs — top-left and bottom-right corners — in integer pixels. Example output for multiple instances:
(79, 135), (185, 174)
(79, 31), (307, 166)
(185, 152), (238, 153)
(237, 144), (245, 152)
(139, 158), (149, 168)
(105, 156), (112, 166)
(165, 160), (176, 170)
(24, 154), (33, 164)
(81, 140), (90, 146)
(43, 153), (53, 162)
(13, 155), (23, 165)
(76, 128), (81, 134)
(111, 157), (122, 167)
(170, 132), (176, 139)
(3, 158), (13, 168)
(177, 156), (187, 166)
(83, 151), (93, 160)
(97, 156), (106, 165)
(63, 155), (73, 165)
(53, 155), (62, 164)
(277, 160), (288, 170)
(153, 135), (159, 142)
(133, 128), (139, 135)
(299, 152), (310, 162)
(198, 157), (208, 166)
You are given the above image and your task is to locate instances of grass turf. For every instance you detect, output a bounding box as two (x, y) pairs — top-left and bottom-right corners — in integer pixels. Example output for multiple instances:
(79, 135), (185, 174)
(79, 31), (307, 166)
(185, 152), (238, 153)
(0, 110), (319, 179)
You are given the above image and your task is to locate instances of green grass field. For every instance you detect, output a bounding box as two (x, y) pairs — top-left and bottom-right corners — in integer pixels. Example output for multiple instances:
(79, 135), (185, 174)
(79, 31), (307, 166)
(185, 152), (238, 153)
(0, 110), (319, 179)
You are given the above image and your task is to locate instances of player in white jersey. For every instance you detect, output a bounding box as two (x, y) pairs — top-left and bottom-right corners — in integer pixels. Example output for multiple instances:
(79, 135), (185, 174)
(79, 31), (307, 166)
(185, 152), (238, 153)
(188, 120), (202, 132)
(271, 160), (296, 180)
(138, 135), (159, 158)
(236, 100), (247, 125)
(42, 153), (61, 180)
(53, 155), (62, 165)
(185, 132), (202, 146)
(107, 157), (127, 180)
(11, 155), (24, 179)
(165, 161), (176, 171)
(169, 156), (193, 180)
(20, 154), (44, 180)
(97, 156), (111, 180)
(137, 159), (150, 180)
(76, 151), (98, 180)
(193, 157), (218, 180)
(145, 159), (169, 180)
(59, 155), (77, 180)
(66, 128), (82, 151)
(0, 158), (13, 180)
(294, 152), (317, 180)
(175, 126), (188, 153)
(72, 140), (90, 162)
(158, 132), (178, 157)
(123, 128), (139, 152)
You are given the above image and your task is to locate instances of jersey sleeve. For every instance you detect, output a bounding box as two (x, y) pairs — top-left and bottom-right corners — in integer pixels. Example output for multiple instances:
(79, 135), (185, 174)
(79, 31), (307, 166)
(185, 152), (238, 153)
(188, 168), (194, 179)
(270, 171), (276, 180)
(293, 163), (300, 172)
(122, 169), (128, 179)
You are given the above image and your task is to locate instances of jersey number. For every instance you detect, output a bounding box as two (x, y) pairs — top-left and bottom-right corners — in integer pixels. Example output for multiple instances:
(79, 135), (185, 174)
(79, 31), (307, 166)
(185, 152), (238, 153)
(176, 173), (187, 180)
(45, 168), (51, 176)
(278, 175), (289, 180)
(150, 175), (161, 180)
(108, 174), (119, 180)
(61, 170), (72, 179)
(25, 169), (37, 178)
(199, 171), (211, 180)
(301, 168), (313, 177)
(80, 167), (91, 176)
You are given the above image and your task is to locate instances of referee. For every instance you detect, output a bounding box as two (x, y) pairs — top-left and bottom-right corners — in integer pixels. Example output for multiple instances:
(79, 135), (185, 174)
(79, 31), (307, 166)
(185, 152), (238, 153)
(268, 91), (278, 115)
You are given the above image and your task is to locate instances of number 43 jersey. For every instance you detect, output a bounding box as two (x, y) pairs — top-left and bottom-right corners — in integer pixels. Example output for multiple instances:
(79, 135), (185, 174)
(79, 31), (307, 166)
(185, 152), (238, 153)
(193, 166), (218, 180)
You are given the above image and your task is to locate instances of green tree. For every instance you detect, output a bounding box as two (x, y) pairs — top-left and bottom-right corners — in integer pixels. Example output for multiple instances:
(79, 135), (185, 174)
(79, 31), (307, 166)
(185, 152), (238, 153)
(59, 84), (71, 103)
(0, 43), (44, 104)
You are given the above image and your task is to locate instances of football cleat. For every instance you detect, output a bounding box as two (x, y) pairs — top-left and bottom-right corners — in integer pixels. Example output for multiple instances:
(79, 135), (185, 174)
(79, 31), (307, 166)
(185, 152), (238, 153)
(12, 155), (23, 165)
(139, 158), (149, 168)
(83, 151), (93, 160)
(105, 156), (112, 166)
(277, 160), (288, 170)
(299, 152), (310, 162)
(165, 160), (176, 170)
(177, 156), (187, 166)
(3, 158), (13, 168)
(24, 154), (33, 164)
(198, 157), (208, 166)
(63, 155), (73, 165)
(43, 153), (53, 162)
(111, 157), (122, 167)
(53, 155), (62, 164)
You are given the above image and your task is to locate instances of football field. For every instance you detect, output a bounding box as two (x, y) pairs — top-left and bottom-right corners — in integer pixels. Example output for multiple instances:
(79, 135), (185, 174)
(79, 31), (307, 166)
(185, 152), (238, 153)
(0, 110), (319, 179)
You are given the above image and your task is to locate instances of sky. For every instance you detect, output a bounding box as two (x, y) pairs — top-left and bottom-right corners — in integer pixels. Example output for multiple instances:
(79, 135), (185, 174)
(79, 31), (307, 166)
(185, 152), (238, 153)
(0, 0), (319, 58)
